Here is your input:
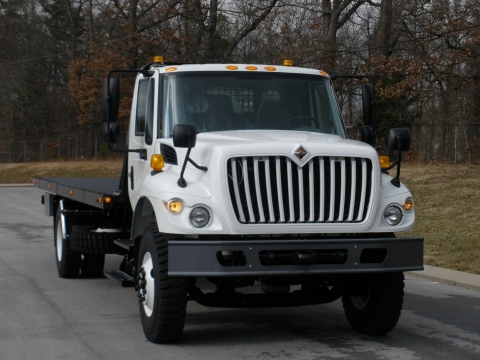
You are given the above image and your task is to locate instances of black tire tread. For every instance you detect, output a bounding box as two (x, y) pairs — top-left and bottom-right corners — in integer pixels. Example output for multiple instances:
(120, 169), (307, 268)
(139, 226), (187, 344)
(81, 254), (105, 278)
(342, 272), (404, 335)
(70, 229), (129, 254)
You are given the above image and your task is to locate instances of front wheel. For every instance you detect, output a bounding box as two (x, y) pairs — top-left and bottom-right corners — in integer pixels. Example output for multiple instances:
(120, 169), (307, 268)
(137, 226), (187, 343)
(342, 272), (404, 335)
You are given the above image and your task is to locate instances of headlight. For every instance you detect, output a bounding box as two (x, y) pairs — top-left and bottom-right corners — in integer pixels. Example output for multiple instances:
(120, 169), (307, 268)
(190, 206), (211, 228)
(383, 205), (403, 226)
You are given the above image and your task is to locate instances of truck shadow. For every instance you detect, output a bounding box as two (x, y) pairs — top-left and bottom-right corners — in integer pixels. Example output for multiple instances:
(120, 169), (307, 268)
(181, 303), (362, 346)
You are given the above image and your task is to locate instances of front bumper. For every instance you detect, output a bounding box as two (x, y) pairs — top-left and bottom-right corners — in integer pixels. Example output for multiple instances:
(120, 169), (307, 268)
(168, 236), (424, 276)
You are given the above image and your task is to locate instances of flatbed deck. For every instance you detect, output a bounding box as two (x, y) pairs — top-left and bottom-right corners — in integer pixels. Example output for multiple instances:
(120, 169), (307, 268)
(33, 177), (127, 209)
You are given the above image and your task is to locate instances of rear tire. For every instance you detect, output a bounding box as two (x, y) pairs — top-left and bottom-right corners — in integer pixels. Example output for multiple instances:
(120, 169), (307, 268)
(137, 226), (187, 343)
(70, 229), (129, 254)
(342, 272), (404, 335)
(81, 254), (105, 278)
(54, 208), (81, 278)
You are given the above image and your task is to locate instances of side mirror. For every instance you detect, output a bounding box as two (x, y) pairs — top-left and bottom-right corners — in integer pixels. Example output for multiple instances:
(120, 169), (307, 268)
(101, 78), (120, 123)
(388, 128), (411, 152)
(102, 122), (120, 144)
(173, 124), (197, 148)
(362, 84), (375, 126)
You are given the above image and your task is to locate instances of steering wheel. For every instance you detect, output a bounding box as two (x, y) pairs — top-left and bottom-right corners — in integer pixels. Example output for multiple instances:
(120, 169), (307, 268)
(278, 116), (317, 130)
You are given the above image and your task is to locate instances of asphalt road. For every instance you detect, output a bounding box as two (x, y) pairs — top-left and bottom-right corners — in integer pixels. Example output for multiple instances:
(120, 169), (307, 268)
(1, 187), (479, 360)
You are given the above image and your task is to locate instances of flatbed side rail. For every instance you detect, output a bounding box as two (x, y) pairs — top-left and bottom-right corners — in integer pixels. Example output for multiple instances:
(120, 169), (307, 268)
(32, 177), (128, 210)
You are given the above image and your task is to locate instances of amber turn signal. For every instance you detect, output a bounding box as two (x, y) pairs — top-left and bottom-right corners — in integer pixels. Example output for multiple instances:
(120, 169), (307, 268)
(164, 199), (183, 214)
(379, 156), (390, 169)
(403, 197), (414, 212)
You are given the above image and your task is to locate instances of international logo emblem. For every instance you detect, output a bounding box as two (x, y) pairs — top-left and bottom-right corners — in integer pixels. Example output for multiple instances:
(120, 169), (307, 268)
(293, 145), (308, 161)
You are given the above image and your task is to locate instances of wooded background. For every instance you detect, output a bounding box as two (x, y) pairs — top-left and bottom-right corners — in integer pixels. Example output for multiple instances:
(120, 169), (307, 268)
(0, 0), (479, 163)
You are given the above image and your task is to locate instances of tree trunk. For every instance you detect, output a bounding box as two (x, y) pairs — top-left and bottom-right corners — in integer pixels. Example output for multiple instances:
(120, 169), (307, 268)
(204, 0), (218, 62)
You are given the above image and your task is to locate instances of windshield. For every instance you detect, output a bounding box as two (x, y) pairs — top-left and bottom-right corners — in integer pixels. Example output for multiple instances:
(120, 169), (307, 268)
(161, 72), (345, 138)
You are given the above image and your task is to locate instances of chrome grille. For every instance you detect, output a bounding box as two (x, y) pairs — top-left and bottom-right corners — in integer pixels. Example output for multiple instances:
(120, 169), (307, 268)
(227, 156), (374, 224)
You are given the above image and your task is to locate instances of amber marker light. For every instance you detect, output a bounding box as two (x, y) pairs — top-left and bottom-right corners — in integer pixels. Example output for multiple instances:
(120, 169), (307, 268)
(319, 70), (328, 76)
(245, 66), (258, 71)
(98, 197), (103, 203)
(226, 65), (238, 70)
(403, 197), (414, 212)
(168, 199), (183, 214)
(47, 183), (51, 189)
(150, 154), (165, 172)
(283, 59), (293, 66)
(264, 66), (276, 71)
(379, 156), (390, 169)
(69, 189), (74, 195)
(104, 196), (112, 204)
(165, 67), (177, 72)
(153, 55), (164, 63)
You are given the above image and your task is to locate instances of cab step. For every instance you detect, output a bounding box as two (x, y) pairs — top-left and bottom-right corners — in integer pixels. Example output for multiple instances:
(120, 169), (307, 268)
(114, 238), (134, 251)
(105, 270), (135, 287)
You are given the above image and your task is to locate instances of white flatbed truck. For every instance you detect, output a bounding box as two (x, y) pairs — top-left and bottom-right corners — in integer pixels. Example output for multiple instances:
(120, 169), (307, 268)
(33, 58), (423, 343)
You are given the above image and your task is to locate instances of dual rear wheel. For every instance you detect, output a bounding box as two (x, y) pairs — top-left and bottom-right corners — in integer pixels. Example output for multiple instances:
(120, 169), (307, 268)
(53, 208), (126, 278)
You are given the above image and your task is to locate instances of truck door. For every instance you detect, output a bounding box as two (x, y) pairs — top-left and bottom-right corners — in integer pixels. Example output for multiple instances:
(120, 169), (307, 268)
(128, 74), (158, 209)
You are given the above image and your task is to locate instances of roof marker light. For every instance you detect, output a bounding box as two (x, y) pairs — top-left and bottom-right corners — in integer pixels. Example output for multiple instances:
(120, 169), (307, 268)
(226, 65), (238, 70)
(264, 66), (276, 71)
(245, 66), (258, 71)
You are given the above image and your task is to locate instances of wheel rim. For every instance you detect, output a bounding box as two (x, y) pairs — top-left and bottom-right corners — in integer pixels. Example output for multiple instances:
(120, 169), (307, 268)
(140, 252), (155, 317)
(350, 276), (371, 310)
(55, 219), (63, 262)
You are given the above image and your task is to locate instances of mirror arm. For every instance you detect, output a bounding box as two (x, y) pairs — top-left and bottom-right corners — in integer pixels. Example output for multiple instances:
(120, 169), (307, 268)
(177, 137), (208, 188)
(177, 146), (192, 188)
(390, 141), (403, 188)
(188, 158), (208, 171)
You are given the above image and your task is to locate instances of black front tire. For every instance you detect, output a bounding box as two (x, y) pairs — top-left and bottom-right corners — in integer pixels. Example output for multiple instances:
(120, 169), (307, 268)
(54, 209), (81, 278)
(137, 226), (187, 343)
(342, 272), (404, 335)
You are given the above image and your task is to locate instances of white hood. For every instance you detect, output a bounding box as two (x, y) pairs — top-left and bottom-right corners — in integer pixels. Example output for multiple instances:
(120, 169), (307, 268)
(181, 130), (378, 168)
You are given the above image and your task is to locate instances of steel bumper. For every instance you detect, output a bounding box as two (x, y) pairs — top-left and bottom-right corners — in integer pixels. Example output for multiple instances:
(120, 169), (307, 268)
(168, 236), (424, 276)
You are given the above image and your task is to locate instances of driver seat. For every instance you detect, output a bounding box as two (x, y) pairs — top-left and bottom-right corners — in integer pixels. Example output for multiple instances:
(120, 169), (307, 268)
(256, 100), (290, 129)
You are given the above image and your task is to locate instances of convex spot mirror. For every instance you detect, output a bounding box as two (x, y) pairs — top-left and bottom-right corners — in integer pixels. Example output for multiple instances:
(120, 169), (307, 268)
(388, 128), (411, 151)
(173, 124), (197, 148)
(102, 123), (120, 144)
(101, 78), (120, 123)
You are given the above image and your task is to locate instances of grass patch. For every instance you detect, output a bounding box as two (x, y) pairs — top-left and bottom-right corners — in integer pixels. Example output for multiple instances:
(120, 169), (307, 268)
(1, 161), (478, 274)
(401, 164), (480, 275)
(0, 159), (123, 184)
